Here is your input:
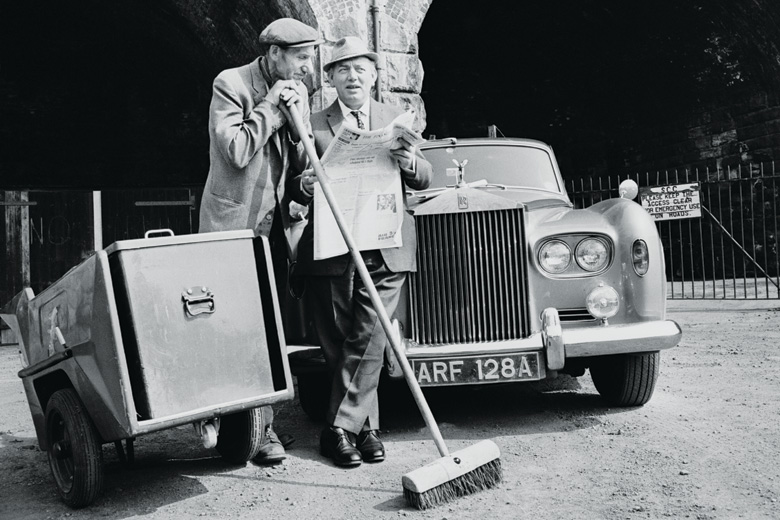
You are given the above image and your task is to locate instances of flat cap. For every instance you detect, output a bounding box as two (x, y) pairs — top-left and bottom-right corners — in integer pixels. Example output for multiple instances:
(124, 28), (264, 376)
(324, 36), (379, 71)
(258, 18), (324, 48)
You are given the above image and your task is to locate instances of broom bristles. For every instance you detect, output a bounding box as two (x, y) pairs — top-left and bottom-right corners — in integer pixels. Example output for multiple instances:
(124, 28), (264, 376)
(403, 458), (502, 510)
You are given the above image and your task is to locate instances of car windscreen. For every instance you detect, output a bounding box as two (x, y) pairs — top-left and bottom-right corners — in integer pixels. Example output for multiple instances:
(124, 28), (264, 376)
(420, 143), (562, 192)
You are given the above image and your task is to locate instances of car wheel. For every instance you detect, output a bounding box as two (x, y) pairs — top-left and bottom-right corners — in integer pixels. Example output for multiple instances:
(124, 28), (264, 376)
(590, 351), (660, 406)
(216, 408), (264, 463)
(45, 388), (104, 508)
(296, 372), (330, 421)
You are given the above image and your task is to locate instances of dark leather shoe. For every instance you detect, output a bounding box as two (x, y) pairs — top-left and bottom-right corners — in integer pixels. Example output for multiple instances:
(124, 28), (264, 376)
(252, 425), (286, 464)
(356, 430), (385, 463)
(320, 427), (362, 467)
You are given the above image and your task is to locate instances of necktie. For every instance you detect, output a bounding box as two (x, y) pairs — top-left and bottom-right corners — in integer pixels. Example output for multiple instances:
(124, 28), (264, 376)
(350, 110), (365, 130)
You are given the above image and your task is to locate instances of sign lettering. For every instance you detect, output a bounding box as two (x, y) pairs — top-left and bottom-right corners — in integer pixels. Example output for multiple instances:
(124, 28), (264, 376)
(639, 183), (702, 221)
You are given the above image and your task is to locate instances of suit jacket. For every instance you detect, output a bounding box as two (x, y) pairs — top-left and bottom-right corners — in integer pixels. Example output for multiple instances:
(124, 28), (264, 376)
(289, 99), (433, 276)
(199, 57), (310, 246)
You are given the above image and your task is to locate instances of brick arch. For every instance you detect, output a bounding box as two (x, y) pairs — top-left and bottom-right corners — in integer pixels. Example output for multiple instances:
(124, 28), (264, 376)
(384, 0), (433, 28)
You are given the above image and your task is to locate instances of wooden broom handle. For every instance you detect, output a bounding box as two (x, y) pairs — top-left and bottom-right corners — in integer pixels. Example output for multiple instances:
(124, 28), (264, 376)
(288, 104), (450, 457)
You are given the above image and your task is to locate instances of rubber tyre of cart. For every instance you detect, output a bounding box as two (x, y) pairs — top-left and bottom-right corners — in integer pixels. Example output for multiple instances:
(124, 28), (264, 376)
(215, 407), (265, 464)
(295, 371), (330, 421)
(589, 351), (660, 406)
(45, 388), (104, 508)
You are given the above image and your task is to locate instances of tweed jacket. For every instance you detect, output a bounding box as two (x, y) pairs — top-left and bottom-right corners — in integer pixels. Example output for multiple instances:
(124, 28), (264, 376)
(288, 99), (433, 276)
(199, 57), (310, 244)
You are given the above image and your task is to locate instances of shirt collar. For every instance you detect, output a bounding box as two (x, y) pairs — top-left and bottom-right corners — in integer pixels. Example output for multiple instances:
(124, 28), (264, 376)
(337, 98), (371, 123)
(259, 57), (276, 84)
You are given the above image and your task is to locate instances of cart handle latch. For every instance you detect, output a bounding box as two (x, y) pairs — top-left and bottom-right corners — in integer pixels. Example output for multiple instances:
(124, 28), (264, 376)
(181, 287), (216, 317)
(145, 228), (175, 239)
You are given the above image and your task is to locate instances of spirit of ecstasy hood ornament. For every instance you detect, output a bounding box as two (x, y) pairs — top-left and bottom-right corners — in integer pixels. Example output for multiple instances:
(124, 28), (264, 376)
(452, 159), (468, 187)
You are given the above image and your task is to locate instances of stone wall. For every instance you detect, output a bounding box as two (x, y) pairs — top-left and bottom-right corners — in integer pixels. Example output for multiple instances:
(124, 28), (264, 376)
(307, 0), (432, 132)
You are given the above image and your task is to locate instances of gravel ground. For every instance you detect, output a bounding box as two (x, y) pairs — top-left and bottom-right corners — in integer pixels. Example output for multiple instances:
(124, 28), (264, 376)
(1, 299), (779, 519)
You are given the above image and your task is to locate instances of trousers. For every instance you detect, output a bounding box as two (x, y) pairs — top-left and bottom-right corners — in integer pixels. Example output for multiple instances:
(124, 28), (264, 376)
(308, 250), (406, 433)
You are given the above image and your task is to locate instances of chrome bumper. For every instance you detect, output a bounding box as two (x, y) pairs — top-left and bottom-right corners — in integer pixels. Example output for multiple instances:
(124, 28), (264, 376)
(291, 310), (682, 377)
(562, 320), (682, 357)
(401, 308), (681, 374)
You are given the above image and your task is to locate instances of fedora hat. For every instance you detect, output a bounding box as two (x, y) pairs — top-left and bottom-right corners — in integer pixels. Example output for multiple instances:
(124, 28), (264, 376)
(258, 18), (324, 48)
(323, 37), (379, 71)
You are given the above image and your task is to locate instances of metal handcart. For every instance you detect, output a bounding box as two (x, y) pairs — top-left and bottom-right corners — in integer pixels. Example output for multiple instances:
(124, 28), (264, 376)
(0, 229), (293, 508)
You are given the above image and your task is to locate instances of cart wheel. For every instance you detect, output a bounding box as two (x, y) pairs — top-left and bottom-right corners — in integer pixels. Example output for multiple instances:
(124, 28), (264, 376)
(45, 389), (104, 508)
(202, 423), (218, 449)
(215, 408), (264, 464)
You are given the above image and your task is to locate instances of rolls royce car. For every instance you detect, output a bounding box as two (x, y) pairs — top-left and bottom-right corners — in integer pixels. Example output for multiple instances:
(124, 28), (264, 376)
(288, 137), (682, 417)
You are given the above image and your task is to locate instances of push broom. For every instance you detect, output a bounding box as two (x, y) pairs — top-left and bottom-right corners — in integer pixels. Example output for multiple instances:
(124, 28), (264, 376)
(288, 104), (502, 509)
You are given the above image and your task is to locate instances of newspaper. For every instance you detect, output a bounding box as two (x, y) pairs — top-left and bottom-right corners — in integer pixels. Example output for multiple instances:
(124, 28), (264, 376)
(313, 111), (425, 260)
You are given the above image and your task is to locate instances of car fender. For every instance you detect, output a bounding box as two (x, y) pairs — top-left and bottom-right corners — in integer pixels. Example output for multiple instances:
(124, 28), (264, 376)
(587, 198), (667, 320)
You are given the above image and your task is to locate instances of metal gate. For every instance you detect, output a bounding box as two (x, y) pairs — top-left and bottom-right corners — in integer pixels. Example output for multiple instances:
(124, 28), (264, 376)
(568, 163), (780, 300)
(1, 188), (201, 306)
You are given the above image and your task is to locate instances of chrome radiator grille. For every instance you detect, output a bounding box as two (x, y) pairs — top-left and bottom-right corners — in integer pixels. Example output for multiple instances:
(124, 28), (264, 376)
(409, 208), (529, 345)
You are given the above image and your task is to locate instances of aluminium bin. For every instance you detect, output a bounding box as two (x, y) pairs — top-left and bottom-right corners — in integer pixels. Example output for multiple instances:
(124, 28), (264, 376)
(9, 230), (293, 447)
(105, 230), (290, 419)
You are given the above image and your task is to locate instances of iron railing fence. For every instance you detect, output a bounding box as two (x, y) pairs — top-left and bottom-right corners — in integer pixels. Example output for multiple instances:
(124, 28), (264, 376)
(4, 168), (780, 304)
(567, 163), (780, 300)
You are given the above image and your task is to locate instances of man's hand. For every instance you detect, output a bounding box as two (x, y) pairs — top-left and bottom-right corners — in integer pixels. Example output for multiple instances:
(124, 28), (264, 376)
(391, 136), (417, 172)
(265, 79), (302, 106)
(289, 200), (309, 221)
(267, 80), (307, 141)
(300, 168), (318, 197)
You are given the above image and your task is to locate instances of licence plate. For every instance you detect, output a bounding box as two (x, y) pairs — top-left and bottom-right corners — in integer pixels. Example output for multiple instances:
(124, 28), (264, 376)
(412, 353), (544, 387)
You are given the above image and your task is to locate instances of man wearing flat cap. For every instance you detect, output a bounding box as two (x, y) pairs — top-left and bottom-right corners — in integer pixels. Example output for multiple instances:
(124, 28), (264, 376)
(199, 17), (323, 465)
(288, 36), (432, 467)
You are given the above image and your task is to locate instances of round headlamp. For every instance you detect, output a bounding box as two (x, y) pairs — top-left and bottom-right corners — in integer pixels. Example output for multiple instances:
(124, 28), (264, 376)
(586, 284), (619, 319)
(575, 237), (610, 272)
(539, 240), (572, 274)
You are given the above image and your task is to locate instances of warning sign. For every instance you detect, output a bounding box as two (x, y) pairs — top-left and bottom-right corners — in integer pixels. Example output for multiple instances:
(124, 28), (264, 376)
(639, 183), (701, 221)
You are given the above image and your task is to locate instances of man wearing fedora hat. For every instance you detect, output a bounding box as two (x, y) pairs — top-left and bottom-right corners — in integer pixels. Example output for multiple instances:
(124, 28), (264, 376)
(199, 17), (323, 465)
(288, 36), (432, 467)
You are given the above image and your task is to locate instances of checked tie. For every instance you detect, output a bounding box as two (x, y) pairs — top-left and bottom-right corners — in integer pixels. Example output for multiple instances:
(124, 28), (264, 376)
(350, 110), (365, 130)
